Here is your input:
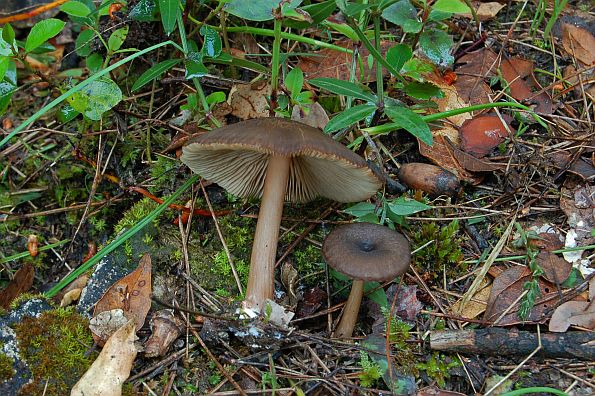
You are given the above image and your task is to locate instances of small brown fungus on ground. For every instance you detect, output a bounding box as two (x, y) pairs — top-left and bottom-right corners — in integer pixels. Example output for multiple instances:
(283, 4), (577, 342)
(181, 118), (382, 310)
(322, 222), (411, 338)
(398, 163), (461, 197)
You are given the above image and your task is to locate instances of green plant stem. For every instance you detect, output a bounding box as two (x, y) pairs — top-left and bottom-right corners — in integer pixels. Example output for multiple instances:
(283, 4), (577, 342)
(362, 102), (546, 136)
(501, 387), (568, 396)
(0, 240), (70, 264)
(0, 40), (184, 149)
(185, 19), (352, 54)
(349, 22), (400, 78)
(270, 15), (282, 110)
(44, 175), (200, 298)
(373, 15), (383, 105)
(192, 78), (221, 128)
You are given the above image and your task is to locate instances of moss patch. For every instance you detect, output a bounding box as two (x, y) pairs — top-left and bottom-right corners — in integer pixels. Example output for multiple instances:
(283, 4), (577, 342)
(0, 346), (15, 382)
(14, 307), (96, 396)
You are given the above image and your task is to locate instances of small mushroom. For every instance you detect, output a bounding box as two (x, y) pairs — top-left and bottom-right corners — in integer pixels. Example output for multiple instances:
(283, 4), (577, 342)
(181, 118), (382, 310)
(322, 222), (411, 338)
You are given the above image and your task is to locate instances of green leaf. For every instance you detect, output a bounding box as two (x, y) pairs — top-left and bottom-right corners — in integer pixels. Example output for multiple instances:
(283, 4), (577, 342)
(200, 25), (222, 58)
(57, 104), (80, 123)
(2, 24), (15, 53)
(0, 61), (17, 116)
(384, 105), (432, 145)
(432, 0), (470, 13)
(295, 91), (313, 105)
(321, 21), (358, 41)
(0, 28), (15, 56)
(206, 91), (226, 105)
(225, 0), (302, 21)
(387, 197), (431, 216)
(284, 0), (335, 28)
(25, 19), (66, 53)
(67, 77), (122, 120)
(404, 82), (444, 100)
(343, 202), (376, 218)
(285, 67), (304, 99)
(419, 29), (454, 67)
(185, 60), (208, 79)
(75, 29), (95, 57)
(130, 0), (159, 21)
(60, 1), (92, 16)
(310, 78), (377, 103)
(0, 57), (11, 82)
(365, 282), (388, 308)
(401, 58), (434, 82)
(343, 2), (375, 16)
(158, 0), (180, 35)
(86, 53), (103, 73)
(324, 104), (376, 133)
(381, 0), (422, 33)
(108, 26), (129, 52)
(132, 59), (180, 92)
(386, 44), (412, 73)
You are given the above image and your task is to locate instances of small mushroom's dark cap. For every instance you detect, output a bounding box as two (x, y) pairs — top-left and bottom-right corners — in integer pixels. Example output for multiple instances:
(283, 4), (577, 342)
(322, 223), (410, 281)
(181, 118), (382, 203)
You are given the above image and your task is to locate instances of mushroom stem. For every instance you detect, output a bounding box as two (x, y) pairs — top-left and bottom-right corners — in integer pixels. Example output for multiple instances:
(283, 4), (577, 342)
(244, 154), (291, 310)
(334, 279), (364, 338)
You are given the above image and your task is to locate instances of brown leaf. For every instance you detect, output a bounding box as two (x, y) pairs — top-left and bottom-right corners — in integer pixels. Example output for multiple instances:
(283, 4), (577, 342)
(92, 254), (152, 343)
(53, 274), (89, 306)
(444, 135), (506, 172)
(459, 115), (514, 158)
(390, 284), (423, 322)
(453, 48), (498, 106)
(452, 278), (492, 319)
(548, 151), (595, 181)
(298, 40), (394, 82)
(528, 233), (564, 251)
(417, 385), (466, 396)
(549, 300), (595, 332)
(561, 23), (595, 66)
(467, 2), (505, 21)
(428, 77), (474, 126)
(500, 57), (553, 113)
(484, 265), (558, 325)
(291, 102), (329, 130)
(0, 264), (34, 309)
(296, 287), (327, 318)
(229, 81), (270, 120)
(537, 251), (572, 284)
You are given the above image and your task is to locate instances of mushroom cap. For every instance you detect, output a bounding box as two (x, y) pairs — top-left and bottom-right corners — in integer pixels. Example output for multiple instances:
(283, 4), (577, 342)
(322, 222), (410, 281)
(180, 118), (382, 203)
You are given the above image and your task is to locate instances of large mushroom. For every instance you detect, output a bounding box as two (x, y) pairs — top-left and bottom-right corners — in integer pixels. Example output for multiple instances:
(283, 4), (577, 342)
(322, 222), (411, 338)
(181, 118), (382, 310)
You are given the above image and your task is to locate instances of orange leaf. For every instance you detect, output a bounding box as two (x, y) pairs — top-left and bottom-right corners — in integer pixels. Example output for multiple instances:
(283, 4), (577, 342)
(0, 264), (35, 309)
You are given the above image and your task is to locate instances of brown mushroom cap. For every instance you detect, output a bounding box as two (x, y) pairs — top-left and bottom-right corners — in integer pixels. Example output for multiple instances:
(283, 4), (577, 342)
(323, 222), (411, 281)
(181, 118), (382, 203)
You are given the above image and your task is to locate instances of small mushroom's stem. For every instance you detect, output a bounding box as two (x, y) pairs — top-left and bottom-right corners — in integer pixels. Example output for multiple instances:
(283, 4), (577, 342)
(333, 279), (364, 338)
(244, 155), (290, 311)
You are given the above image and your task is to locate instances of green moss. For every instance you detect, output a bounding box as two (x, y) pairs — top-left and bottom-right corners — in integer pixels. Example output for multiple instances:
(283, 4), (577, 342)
(291, 243), (323, 286)
(14, 307), (97, 396)
(114, 197), (159, 235)
(0, 344), (15, 381)
(411, 220), (465, 280)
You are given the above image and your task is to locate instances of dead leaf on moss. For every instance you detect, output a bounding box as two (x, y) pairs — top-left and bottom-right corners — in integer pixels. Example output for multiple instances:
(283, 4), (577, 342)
(92, 254), (152, 344)
(0, 264), (34, 309)
(71, 319), (138, 396)
(500, 57), (553, 114)
(561, 23), (595, 66)
(459, 115), (514, 158)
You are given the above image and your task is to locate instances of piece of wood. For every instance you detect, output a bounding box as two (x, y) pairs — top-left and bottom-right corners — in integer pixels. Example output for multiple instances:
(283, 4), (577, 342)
(430, 328), (594, 361)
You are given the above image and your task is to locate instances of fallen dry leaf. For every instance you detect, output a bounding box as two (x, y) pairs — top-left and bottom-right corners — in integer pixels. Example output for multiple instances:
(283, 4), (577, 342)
(296, 287), (327, 318)
(548, 151), (595, 181)
(549, 300), (595, 332)
(54, 274), (89, 306)
(452, 278), (492, 319)
(500, 57), (553, 114)
(388, 284), (423, 322)
(291, 102), (329, 130)
(228, 81), (270, 120)
(528, 232), (564, 251)
(298, 40), (393, 82)
(462, 2), (505, 21)
(92, 254), (152, 344)
(417, 385), (466, 396)
(90, 309), (130, 345)
(537, 251), (572, 285)
(445, 136), (506, 172)
(0, 264), (34, 309)
(561, 23), (595, 66)
(459, 115), (514, 158)
(71, 319), (138, 396)
(484, 265), (558, 325)
(428, 77), (473, 126)
(145, 310), (185, 358)
(453, 48), (498, 106)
